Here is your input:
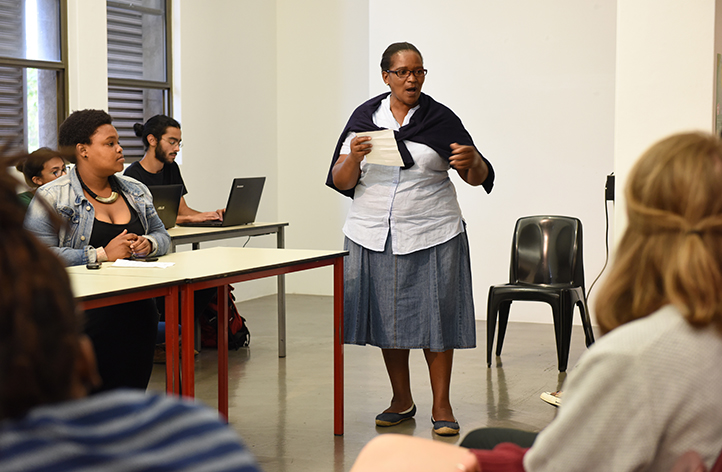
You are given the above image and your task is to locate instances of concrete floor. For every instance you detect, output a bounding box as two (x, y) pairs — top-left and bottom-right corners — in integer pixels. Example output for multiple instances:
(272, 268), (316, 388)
(148, 294), (591, 472)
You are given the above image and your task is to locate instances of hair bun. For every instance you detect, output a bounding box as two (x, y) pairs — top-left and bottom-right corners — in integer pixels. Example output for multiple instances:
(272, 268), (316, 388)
(133, 123), (144, 137)
(15, 160), (25, 172)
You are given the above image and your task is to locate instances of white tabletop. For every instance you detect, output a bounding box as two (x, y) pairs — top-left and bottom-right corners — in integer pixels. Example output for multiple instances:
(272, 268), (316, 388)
(67, 247), (346, 283)
(68, 271), (180, 301)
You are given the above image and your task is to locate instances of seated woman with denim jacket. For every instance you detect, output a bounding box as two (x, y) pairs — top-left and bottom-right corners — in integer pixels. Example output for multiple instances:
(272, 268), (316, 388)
(25, 109), (171, 391)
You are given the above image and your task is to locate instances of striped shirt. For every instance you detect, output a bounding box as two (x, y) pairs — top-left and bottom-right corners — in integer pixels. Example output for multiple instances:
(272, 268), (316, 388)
(0, 390), (261, 471)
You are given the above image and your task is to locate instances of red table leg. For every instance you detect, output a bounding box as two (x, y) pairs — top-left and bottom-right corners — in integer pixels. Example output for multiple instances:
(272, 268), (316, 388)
(164, 287), (180, 394)
(218, 284), (229, 420)
(181, 285), (195, 397)
(334, 258), (344, 436)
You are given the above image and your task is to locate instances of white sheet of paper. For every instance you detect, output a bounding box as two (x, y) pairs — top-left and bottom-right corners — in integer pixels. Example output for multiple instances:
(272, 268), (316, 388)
(356, 129), (404, 167)
(112, 259), (175, 269)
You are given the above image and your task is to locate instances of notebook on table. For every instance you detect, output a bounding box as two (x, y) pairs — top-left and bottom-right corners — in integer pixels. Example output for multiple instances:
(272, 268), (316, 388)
(147, 184), (183, 229)
(178, 177), (266, 228)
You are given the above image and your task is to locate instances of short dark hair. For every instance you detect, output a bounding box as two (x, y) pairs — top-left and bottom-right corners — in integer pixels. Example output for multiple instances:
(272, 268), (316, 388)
(380, 42), (423, 71)
(15, 147), (62, 188)
(58, 110), (113, 163)
(133, 115), (181, 150)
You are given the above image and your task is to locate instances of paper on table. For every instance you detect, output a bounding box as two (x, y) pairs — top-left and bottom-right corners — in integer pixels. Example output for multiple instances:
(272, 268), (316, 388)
(112, 259), (175, 269)
(356, 129), (404, 167)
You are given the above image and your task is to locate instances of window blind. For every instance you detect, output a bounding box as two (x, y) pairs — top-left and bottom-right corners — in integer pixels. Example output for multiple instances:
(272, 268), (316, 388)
(0, 0), (25, 149)
(107, 4), (145, 159)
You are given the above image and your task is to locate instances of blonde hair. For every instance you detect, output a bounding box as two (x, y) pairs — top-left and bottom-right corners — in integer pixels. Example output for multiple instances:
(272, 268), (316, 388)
(595, 132), (722, 335)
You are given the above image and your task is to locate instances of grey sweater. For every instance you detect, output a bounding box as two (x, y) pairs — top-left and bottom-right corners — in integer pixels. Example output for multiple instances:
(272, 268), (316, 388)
(525, 305), (722, 471)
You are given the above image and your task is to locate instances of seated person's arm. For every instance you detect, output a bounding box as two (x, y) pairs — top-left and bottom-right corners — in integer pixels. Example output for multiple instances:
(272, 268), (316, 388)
(176, 196), (225, 224)
(23, 194), (94, 266)
(351, 434), (481, 472)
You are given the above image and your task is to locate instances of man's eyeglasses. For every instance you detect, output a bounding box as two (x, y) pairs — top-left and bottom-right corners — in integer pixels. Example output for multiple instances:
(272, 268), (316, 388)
(51, 165), (68, 178)
(162, 138), (183, 148)
(384, 69), (428, 79)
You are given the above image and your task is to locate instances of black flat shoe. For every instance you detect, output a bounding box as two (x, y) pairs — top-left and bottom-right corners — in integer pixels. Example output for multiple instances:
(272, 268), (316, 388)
(431, 416), (459, 436)
(375, 403), (417, 427)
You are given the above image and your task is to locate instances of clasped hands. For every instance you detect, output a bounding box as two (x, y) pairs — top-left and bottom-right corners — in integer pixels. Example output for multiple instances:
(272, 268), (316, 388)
(105, 229), (152, 261)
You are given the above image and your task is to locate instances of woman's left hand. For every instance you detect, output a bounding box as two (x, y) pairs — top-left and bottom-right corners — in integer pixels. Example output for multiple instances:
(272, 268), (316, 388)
(449, 143), (488, 186)
(449, 143), (482, 170)
(130, 236), (152, 257)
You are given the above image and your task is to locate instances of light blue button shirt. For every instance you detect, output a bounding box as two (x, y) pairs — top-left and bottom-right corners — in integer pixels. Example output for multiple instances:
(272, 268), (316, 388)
(341, 96), (464, 255)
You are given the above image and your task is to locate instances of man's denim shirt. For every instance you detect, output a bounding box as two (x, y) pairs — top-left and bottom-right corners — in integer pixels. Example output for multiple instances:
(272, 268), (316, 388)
(24, 169), (171, 266)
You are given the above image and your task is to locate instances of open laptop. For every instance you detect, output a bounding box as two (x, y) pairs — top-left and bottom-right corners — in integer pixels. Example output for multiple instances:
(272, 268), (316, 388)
(179, 177), (265, 228)
(147, 184), (183, 229)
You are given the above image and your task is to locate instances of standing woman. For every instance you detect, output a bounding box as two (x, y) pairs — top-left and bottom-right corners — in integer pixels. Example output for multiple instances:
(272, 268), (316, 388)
(15, 147), (67, 208)
(25, 109), (170, 391)
(326, 42), (494, 436)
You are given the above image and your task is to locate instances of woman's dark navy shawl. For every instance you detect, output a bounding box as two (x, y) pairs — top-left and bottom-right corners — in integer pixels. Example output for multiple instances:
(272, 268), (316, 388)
(325, 92), (495, 198)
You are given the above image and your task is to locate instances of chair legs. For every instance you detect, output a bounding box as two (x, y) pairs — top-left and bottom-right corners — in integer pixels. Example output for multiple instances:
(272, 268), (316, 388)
(495, 301), (512, 357)
(486, 300), (496, 368)
(486, 291), (498, 367)
(486, 292), (511, 367)
(487, 289), (594, 372)
(577, 299), (595, 347)
(552, 299), (573, 372)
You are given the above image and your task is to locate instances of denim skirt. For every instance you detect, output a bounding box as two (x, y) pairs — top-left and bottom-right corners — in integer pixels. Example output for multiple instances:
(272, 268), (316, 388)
(343, 231), (476, 352)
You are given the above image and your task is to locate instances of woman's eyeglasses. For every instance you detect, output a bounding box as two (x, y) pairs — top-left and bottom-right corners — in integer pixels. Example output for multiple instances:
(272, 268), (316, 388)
(384, 69), (428, 79)
(51, 166), (68, 178)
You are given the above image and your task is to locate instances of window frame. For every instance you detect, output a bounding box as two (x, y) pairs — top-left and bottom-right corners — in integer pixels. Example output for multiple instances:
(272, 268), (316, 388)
(0, 0), (68, 151)
(106, 0), (173, 163)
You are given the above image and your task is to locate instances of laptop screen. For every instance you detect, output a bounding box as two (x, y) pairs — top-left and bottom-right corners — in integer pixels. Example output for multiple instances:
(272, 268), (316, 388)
(147, 184), (183, 229)
(176, 177), (265, 228)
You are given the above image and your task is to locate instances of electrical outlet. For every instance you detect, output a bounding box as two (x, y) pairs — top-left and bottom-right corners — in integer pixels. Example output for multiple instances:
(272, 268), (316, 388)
(605, 174), (615, 202)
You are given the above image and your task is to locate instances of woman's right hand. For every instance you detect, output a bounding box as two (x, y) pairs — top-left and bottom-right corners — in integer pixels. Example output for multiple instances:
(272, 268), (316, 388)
(332, 136), (373, 190)
(348, 136), (373, 163)
(104, 229), (137, 261)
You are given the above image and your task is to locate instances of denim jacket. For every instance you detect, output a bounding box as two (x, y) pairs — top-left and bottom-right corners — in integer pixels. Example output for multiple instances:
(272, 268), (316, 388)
(24, 170), (171, 266)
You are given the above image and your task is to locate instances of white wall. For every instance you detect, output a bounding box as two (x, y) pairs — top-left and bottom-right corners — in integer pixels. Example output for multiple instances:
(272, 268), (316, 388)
(362, 1), (617, 323)
(718, 0), (722, 84)
(614, 0), (718, 240)
(177, 0), (279, 300)
(276, 0), (369, 295)
(66, 0), (107, 110)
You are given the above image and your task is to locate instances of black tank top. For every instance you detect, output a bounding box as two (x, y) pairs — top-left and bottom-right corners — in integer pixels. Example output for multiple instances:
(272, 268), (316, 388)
(89, 193), (145, 248)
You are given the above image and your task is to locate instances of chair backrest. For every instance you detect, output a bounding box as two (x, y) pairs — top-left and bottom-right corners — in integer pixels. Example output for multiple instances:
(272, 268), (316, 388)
(509, 216), (585, 287)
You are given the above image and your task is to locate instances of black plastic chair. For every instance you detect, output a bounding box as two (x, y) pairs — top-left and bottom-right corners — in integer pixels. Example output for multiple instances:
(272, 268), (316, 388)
(487, 216), (595, 372)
